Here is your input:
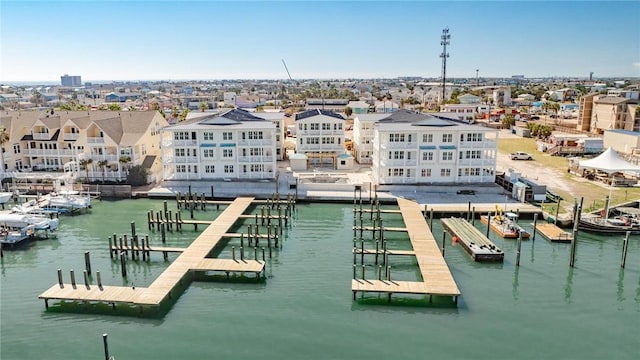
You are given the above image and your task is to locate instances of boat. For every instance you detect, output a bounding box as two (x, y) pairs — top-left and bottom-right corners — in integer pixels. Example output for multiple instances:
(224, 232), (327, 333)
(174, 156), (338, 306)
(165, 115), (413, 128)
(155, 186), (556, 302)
(0, 213), (59, 246)
(480, 211), (531, 239)
(578, 207), (640, 234)
(0, 191), (14, 205)
(47, 191), (91, 211)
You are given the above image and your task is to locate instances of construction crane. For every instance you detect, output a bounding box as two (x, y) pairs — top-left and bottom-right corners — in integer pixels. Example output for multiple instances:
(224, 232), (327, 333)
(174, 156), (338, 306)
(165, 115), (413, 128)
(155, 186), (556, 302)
(281, 59), (293, 81)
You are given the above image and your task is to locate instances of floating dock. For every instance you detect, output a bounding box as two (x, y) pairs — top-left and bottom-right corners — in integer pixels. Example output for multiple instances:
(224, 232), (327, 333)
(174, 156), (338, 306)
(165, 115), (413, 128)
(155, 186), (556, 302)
(351, 198), (461, 303)
(534, 223), (573, 242)
(39, 197), (265, 310)
(480, 215), (531, 239)
(441, 217), (503, 262)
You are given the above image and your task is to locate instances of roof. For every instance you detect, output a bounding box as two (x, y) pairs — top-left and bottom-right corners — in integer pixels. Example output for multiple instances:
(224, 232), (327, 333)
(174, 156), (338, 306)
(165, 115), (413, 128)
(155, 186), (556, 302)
(377, 110), (456, 127)
(199, 108), (266, 126)
(306, 98), (349, 105)
(295, 109), (344, 121)
(289, 153), (308, 160)
(141, 155), (156, 169)
(595, 96), (630, 105)
(579, 147), (640, 173)
(605, 129), (640, 137)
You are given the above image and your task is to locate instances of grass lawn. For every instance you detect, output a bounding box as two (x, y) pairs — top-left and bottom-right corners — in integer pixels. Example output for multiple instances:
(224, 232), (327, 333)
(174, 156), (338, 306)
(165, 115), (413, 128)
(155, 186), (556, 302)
(497, 136), (640, 214)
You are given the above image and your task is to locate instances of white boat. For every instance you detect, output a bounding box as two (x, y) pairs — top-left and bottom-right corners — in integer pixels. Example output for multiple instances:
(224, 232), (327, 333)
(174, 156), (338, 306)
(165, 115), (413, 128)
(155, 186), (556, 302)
(0, 213), (59, 232)
(0, 192), (14, 204)
(48, 191), (91, 210)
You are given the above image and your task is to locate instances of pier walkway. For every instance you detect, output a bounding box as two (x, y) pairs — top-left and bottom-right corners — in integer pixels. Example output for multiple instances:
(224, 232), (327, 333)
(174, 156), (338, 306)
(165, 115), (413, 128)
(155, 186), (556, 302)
(352, 198), (460, 302)
(39, 197), (263, 309)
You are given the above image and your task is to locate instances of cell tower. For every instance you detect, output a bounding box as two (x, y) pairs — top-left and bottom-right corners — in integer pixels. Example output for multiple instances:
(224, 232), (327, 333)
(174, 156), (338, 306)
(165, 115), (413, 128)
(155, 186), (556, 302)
(440, 27), (451, 104)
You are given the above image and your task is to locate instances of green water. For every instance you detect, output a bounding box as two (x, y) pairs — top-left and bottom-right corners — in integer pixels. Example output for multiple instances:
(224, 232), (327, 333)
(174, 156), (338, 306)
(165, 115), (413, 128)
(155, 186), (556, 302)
(1, 199), (639, 359)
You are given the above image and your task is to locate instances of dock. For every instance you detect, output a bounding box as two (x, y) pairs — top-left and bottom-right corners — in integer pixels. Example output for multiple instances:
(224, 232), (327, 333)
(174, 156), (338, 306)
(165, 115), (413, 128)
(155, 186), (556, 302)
(351, 198), (460, 303)
(534, 223), (573, 242)
(39, 197), (266, 310)
(440, 217), (503, 262)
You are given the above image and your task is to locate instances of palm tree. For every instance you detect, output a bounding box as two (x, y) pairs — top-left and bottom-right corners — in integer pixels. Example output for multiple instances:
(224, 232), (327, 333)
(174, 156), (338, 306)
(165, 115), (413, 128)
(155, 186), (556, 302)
(79, 158), (93, 183)
(0, 127), (9, 178)
(200, 101), (208, 112)
(97, 160), (109, 183)
(119, 155), (131, 177)
(550, 102), (561, 125)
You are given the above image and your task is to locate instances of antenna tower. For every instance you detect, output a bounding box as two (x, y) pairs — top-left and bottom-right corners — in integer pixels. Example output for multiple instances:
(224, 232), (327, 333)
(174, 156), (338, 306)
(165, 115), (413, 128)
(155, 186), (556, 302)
(440, 27), (450, 104)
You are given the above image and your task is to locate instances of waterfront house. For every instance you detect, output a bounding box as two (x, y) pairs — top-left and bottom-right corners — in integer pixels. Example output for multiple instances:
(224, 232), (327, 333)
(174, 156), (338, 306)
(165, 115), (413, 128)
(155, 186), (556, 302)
(105, 92), (142, 103)
(370, 110), (498, 185)
(160, 108), (277, 180)
(295, 109), (346, 168)
(457, 93), (482, 105)
(347, 100), (371, 114)
(0, 110), (167, 183)
(352, 113), (392, 164)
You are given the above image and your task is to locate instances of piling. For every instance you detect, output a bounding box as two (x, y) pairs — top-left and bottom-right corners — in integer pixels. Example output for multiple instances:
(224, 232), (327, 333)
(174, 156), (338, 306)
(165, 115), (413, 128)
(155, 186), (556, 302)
(430, 208), (434, 229)
(70, 269), (76, 288)
(516, 232), (522, 266)
(262, 247), (265, 262)
(97, 271), (102, 289)
(108, 237), (113, 259)
(83, 270), (90, 288)
(532, 213), (538, 241)
(361, 265), (366, 280)
(471, 206), (476, 225)
(103, 334), (110, 360)
(441, 230), (446, 256)
(57, 269), (63, 288)
(621, 231), (630, 268)
(240, 246), (244, 261)
(486, 212), (491, 238)
(84, 251), (92, 275)
(570, 197), (583, 267)
(161, 223), (166, 244)
(131, 221), (136, 238)
(232, 246), (236, 261)
(120, 253), (127, 277)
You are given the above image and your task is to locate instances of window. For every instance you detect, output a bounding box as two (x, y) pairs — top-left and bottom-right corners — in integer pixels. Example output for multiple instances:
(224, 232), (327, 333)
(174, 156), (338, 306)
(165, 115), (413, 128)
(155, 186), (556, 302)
(176, 165), (186, 173)
(422, 134), (433, 143)
(12, 144), (20, 154)
(421, 169), (432, 177)
(310, 123), (319, 130)
(248, 131), (263, 140)
(250, 164), (264, 172)
(442, 134), (453, 143)
(387, 168), (404, 177)
(440, 168), (451, 177)
(250, 148), (264, 156)
(224, 165), (234, 173)
(322, 123), (330, 130)
(307, 137), (319, 145)
(174, 131), (190, 140)
(204, 132), (215, 141)
(223, 132), (233, 140)
(175, 148), (185, 157)
(389, 151), (404, 160)
(205, 165), (215, 173)
(442, 151), (453, 161)
(203, 149), (215, 158)
(422, 151), (433, 161)
(389, 133), (405, 142)
(141, 144), (147, 156)
(223, 149), (234, 158)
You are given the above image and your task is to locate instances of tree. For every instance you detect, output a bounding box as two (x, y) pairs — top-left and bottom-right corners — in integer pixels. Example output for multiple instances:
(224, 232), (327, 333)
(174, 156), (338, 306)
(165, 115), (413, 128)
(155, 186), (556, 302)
(108, 103), (122, 111)
(502, 114), (516, 128)
(126, 165), (149, 186)
(150, 101), (160, 111)
(79, 158), (93, 183)
(0, 127), (9, 176)
(344, 106), (353, 119)
(97, 160), (109, 183)
(179, 108), (189, 122)
(119, 155), (132, 176)
(200, 101), (208, 112)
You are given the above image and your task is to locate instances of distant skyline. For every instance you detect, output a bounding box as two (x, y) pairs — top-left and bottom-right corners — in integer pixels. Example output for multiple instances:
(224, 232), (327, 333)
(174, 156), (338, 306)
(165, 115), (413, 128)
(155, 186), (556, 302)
(1, 1), (639, 83)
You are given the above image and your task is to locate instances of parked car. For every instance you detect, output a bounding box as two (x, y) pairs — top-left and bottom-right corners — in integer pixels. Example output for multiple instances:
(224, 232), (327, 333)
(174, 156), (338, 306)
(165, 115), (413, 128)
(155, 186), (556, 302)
(510, 151), (533, 160)
(531, 115), (540, 120)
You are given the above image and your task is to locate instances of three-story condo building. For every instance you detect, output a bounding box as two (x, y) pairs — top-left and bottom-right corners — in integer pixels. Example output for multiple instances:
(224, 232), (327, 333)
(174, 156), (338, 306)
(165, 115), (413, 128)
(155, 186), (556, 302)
(161, 109), (277, 180)
(295, 109), (345, 167)
(371, 110), (498, 184)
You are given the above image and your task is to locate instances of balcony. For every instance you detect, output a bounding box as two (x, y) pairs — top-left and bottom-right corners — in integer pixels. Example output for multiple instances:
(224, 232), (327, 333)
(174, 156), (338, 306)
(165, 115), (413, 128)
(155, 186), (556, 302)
(237, 138), (273, 146)
(238, 155), (274, 163)
(62, 133), (80, 141)
(88, 154), (118, 162)
(380, 142), (417, 149)
(457, 158), (489, 166)
(87, 136), (105, 144)
(380, 159), (417, 167)
(32, 133), (51, 140)
(172, 139), (198, 147)
(172, 156), (198, 163)
(24, 149), (78, 156)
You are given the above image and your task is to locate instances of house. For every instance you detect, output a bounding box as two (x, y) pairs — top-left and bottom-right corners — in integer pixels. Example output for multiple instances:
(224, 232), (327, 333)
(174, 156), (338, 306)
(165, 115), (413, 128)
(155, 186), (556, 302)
(0, 111), (167, 183)
(295, 109), (345, 168)
(352, 114), (392, 164)
(371, 110), (498, 185)
(347, 100), (371, 114)
(306, 99), (349, 113)
(458, 93), (482, 105)
(493, 88), (511, 107)
(105, 92), (142, 103)
(442, 104), (477, 122)
(252, 112), (285, 160)
(160, 108), (277, 180)
(578, 95), (640, 134)
(374, 100), (399, 113)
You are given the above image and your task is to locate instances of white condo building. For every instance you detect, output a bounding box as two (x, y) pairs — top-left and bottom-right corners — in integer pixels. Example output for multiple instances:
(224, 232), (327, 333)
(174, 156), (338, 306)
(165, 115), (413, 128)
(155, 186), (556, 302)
(161, 109), (277, 180)
(295, 109), (345, 166)
(352, 113), (391, 164)
(252, 111), (285, 160)
(371, 110), (498, 184)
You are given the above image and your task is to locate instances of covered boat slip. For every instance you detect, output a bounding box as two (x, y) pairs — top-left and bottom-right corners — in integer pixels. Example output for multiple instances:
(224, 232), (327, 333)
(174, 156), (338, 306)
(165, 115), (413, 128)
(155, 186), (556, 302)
(352, 198), (461, 301)
(441, 217), (504, 262)
(39, 197), (264, 309)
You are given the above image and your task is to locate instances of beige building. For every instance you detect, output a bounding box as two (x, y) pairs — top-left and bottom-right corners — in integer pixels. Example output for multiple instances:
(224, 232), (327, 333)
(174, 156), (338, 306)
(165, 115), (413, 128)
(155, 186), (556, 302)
(0, 110), (168, 183)
(578, 95), (639, 134)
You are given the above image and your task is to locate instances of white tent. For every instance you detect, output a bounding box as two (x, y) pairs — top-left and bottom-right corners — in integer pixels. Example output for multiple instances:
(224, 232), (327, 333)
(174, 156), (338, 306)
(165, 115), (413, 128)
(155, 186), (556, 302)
(579, 147), (640, 174)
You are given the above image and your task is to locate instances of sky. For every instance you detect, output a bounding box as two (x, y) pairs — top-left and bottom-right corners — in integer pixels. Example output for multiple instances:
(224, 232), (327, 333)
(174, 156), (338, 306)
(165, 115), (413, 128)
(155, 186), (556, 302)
(1, 0), (639, 83)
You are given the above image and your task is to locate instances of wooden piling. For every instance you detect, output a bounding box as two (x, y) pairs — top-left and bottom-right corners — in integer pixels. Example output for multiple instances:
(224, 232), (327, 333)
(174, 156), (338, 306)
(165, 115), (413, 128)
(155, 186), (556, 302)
(97, 271), (102, 289)
(70, 269), (76, 288)
(232, 246), (236, 261)
(103, 334), (110, 360)
(84, 251), (92, 275)
(161, 223), (166, 244)
(532, 213), (538, 241)
(516, 232), (522, 266)
(108, 237), (113, 259)
(570, 197), (583, 267)
(621, 231), (630, 268)
(120, 253), (127, 277)
(131, 221), (136, 238)
(430, 208), (434, 229)
(486, 212), (491, 238)
(57, 269), (63, 288)
(441, 230), (446, 256)
(83, 270), (90, 288)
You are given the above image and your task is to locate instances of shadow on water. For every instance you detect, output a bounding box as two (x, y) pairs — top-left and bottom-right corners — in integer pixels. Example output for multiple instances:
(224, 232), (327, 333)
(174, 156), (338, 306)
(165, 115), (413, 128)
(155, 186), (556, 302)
(565, 267), (574, 304)
(352, 294), (460, 314)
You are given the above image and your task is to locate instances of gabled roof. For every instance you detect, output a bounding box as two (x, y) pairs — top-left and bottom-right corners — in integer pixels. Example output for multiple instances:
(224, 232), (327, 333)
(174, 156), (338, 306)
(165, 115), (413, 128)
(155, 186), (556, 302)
(199, 108), (267, 126)
(295, 109), (344, 121)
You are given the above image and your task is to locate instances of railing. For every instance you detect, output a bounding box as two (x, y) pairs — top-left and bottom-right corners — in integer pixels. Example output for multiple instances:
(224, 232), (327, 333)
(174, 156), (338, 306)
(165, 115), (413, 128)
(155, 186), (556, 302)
(23, 149), (78, 156)
(457, 158), (488, 166)
(62, 133), (80, 141)
(379, 142), (417, 149)
(237, 139), (273, 146)
(87, 137), (105, 143)
(380, 159), (417, 167)
(32, 133), (51, 140)
(172, 140), (197, 147)
(88, 154), (119, 162)
(237, 155), (274, 163)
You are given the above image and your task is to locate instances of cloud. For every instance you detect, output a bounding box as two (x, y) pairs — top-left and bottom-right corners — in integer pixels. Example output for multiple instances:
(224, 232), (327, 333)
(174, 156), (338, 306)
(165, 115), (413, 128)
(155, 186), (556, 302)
(633, 62), (640, 68)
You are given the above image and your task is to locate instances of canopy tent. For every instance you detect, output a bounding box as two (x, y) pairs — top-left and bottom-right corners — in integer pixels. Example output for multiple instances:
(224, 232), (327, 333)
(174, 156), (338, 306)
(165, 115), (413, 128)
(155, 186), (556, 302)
(579, 147), (640, 174)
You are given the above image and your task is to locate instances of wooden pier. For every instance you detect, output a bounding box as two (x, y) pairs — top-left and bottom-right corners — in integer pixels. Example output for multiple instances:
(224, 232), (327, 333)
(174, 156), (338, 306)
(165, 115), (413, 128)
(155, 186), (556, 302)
(351, 198), (460, 303)
(441, 217), (504, 262)
(39, 197), (266, 310)
(534, 223), (573, 242)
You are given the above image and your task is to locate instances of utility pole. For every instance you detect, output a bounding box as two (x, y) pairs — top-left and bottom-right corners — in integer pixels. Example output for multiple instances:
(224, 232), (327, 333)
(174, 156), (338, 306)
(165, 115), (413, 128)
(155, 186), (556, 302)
(476, 69), (479, 87)
(440, 28), (451, 105)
